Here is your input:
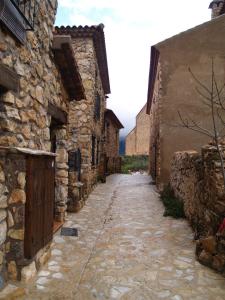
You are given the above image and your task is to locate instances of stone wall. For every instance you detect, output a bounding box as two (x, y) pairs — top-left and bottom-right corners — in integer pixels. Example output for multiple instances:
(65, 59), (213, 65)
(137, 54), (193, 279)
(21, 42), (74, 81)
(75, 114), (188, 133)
(0, 0), (69, 223)
(171, 145), (225, 274)
(0, 149), (54, 288)
(0, 0), (72, 286)
(68, 36), (106, 205)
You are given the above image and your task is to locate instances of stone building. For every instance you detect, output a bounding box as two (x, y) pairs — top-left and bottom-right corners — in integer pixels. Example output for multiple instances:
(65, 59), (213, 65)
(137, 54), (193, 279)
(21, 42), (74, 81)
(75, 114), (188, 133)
(105, 109), (124, 174)
(146, 12), (225, 189)
(125, 128), (136, 156)
(55, 25), (111, 212)
(125, 104), (150, 156)
(0, 0), (85, 287)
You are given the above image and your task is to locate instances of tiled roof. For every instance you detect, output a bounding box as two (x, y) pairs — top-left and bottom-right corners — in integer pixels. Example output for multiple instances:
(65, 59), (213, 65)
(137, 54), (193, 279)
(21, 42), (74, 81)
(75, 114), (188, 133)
(55, 25), (111, 95)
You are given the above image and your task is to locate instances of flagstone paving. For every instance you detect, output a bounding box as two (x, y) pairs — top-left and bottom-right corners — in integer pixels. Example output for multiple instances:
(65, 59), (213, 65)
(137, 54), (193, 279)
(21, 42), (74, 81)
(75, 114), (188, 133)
(15, 174), (225, 299)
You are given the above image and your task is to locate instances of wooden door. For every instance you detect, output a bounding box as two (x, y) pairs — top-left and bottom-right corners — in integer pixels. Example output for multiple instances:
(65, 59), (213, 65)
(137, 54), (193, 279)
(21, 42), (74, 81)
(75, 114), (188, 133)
(25, 156), (55, 259)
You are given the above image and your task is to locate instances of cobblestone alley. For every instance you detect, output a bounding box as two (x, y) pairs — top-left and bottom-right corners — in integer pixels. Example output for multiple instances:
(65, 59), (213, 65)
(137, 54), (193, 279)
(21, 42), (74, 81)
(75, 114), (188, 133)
(12, 174), (225, 299)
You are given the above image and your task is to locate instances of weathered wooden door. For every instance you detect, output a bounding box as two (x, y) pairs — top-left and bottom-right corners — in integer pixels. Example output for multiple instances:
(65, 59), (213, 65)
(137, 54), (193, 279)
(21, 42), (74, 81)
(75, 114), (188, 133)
(25, 156), (55, 259)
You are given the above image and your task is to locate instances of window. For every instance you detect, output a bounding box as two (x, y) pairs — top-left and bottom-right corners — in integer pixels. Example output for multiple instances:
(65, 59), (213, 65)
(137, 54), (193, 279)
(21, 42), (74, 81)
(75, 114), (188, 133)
(91, 135), (96, 166)
(0, 0), (36, 44)
(75, 149), (82, 181)
(94, 93), (101, 120)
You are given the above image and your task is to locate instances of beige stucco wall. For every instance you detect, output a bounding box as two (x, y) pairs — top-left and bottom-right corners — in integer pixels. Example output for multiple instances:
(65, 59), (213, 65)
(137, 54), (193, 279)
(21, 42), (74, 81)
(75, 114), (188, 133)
(136, 104), (151, 155)
(153, 15), (225, 188)
(125, 128), (136, 155)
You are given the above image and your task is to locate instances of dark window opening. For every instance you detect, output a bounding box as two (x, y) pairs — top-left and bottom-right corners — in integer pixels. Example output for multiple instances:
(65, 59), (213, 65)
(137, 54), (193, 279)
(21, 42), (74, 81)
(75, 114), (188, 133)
(92, 135), (96, 166)
(68, 149), (82, 181)
(75, 149), (82, 181)
(94, 93), (101, 120)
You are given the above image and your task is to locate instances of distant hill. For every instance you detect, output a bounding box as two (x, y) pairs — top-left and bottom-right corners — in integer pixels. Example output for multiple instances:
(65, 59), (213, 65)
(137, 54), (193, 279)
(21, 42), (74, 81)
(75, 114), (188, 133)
(119, 137), (125, 155)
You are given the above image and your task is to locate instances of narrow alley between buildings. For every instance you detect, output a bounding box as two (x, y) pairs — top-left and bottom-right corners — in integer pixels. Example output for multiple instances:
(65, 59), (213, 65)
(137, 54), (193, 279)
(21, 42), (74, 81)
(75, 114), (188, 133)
(7, 174), (225, 300)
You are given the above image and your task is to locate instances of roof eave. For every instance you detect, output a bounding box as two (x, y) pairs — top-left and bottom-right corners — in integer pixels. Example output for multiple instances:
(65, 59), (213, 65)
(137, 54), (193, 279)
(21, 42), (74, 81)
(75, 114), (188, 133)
(52, 35), (86, 101)
(55, 25), (111, 95)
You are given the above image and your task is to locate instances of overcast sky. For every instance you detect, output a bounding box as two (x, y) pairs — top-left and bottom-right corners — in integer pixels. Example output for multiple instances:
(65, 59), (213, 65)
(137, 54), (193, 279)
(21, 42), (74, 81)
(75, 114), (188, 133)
(56, 0), (211, 137)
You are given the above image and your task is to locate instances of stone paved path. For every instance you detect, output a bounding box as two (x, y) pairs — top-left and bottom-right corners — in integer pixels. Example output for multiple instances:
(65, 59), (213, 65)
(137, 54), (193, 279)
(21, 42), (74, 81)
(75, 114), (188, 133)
(17, 174), (225, 299)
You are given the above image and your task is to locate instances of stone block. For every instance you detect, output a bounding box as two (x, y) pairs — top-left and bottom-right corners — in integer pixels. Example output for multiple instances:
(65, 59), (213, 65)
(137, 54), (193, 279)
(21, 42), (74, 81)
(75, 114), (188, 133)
(8, 229), (24, 241)
(0, 211), (6, 224)
(17, 173), (26, 190)
(0, 221), (6, 246)
(2, 92), (15, 104)
(0, 167), (5, 183)
(7, 211), (14, 228)
(8, 190), (26, 204)
(0, 284), (25, 300)
(21, 262), (37, 283)
(56, 149), (68, 163)
(0, 252), (3, 265)
(200, 236), (217, 254)
(198, 250), (213, 266)
(37, 248), (51, 269)
(8, 261), (17, 280)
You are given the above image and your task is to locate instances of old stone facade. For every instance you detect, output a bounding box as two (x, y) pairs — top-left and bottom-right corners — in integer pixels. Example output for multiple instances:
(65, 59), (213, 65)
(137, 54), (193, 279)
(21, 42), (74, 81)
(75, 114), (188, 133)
(125, 104), (150, 156)
(147, 14), (225, 189)
(105, 109), (123, 174)
(55, 25), (111, 212)
(0, 0), (86, 288)
(171, 145), (225, 275)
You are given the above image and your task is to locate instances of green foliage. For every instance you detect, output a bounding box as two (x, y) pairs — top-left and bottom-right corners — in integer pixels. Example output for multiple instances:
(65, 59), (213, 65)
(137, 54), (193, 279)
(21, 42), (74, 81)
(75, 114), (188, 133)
(121, 155), (149, 174)
(160, 185), (185, 219)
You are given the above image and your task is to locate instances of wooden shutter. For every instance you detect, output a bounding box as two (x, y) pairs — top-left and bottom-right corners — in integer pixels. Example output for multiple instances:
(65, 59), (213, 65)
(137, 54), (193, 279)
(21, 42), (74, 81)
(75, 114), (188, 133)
(25, 156), (54, 259)
(0, 0), (26, 44)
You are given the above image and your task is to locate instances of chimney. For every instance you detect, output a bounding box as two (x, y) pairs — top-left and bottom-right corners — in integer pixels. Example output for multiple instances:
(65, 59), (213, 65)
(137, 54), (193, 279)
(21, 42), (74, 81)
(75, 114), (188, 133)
(209, 0), (225, 19)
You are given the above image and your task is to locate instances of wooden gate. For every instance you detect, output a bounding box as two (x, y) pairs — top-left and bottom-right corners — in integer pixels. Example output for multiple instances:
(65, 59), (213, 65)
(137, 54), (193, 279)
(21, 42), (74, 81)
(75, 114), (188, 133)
(24, 156), (55, 259)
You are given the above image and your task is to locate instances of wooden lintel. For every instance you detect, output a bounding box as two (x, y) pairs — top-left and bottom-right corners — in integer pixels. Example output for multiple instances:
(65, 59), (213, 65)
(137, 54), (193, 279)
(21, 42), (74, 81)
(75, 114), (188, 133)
(48, 102), (67, 125)
(0, 63), (19, 93)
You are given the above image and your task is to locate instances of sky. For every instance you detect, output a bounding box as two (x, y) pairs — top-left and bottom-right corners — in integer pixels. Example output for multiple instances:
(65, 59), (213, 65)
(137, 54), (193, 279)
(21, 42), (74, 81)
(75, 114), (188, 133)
(56, 0), (211, 137)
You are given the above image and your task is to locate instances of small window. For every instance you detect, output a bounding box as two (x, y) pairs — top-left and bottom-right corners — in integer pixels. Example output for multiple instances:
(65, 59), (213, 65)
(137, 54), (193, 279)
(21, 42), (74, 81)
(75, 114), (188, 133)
(94, 93), (101, 120)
